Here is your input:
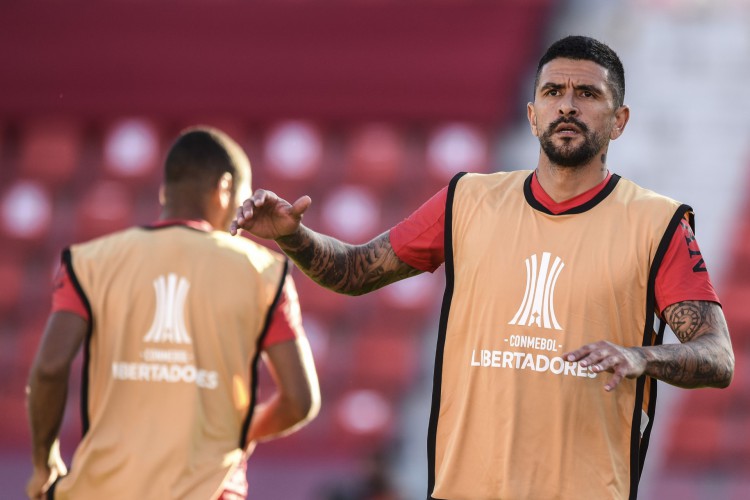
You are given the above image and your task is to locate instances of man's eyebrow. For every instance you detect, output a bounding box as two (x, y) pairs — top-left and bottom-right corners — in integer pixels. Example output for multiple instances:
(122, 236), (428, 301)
(575, 84), (603, 94)
(540, 82), (564, 91)
(539, 82), (605, 97)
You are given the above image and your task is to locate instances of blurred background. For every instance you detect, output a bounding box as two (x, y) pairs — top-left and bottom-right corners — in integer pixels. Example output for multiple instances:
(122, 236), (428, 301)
(1, 0), (749, 498)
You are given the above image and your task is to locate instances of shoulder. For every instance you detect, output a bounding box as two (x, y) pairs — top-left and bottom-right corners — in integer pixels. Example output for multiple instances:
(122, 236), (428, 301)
(211, 232), (286, 273)
(70, 226), (144, 258)
(457, 170), (531, 188)
(453, 170), (532, 206)
(613, 176), (688, 214)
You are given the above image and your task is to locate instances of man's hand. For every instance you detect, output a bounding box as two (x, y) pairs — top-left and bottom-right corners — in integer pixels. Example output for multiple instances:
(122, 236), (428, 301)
(26, 448), (67, 500)
(230, 189), (311, 240)
(564, 341), (647, 392)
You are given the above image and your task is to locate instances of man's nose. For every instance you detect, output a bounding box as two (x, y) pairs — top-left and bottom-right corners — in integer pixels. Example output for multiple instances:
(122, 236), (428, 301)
(558, 93), (578, 116)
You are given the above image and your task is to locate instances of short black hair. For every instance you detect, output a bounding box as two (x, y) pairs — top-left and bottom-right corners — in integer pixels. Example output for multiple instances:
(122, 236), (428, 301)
(164, 126), (249, 193)
(534, 35), (625, 107)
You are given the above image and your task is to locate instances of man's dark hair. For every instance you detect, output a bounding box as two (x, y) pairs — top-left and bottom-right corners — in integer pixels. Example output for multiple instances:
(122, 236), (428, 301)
(164, 127), (249, 193)
(534, 35), (625, 107)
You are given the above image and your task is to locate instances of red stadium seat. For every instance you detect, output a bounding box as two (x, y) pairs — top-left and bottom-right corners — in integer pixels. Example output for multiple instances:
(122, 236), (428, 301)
(0, 251), (26, 316)
(73, 179), (135, 243)
(0, 180), (54, 253)
(349, 327), (420, 397)
(18, 118), (83, 188)
(332, 388), (397, 456)
(320, 185), (382, 243)
(343, 123), (405, 194)
(663, 412), (722, 468)
(101, 118), (164, 183)
(425, 122), (490, 185)
(718, 283), (750, 349)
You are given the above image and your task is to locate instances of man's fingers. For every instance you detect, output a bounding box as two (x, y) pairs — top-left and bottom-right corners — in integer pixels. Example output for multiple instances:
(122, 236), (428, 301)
(564, 348), (587, 362)
(565, 349), (597, 365)
(231, 202), (253, 236)
(605, 372), (623, 392)
(251, 189), (275, 208)
(290, 196), (312, 217)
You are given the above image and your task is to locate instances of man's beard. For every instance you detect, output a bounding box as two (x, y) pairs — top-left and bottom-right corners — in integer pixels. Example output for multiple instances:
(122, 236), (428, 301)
(539, 117), (607, 168)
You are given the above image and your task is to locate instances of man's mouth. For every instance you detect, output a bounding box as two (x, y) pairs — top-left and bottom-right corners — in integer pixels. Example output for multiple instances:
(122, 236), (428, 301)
(555, 124), (582, 135)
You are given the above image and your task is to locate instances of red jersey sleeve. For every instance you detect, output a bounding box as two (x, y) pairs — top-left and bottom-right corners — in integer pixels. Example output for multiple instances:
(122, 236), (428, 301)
(389, 186), (448, 273)
(654, 219), (720, 313)
(261, 274), (304, 349)
(51, 262), (90, 320)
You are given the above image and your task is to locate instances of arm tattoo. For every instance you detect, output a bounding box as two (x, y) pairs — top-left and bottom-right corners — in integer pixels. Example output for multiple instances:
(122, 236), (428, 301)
(664, 300), (708, 342)
(644, 301), (734, 389)
(276, 227), (422, 295)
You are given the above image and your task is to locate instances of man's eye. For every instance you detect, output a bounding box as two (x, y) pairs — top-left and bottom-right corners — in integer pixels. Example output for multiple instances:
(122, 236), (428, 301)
(547, 90), (559, 96)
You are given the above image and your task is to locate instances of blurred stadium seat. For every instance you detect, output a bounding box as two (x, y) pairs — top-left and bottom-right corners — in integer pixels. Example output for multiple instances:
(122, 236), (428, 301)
(18, 118), (83, 188)
(0, 249), (26, 317)
(264, 121), (323, 180)
(349, 329), (420, 397)
(344, 123), (405, 194)
(426, 122), (490, 184)
(73, 179), (136, 242)
(320, 185), (382, 243)
(101, 118), (163, 186)
(0, 179), (54, 253)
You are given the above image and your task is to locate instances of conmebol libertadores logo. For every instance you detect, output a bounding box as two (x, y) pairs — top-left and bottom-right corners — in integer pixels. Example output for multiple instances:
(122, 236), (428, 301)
(508, 252), (564, 331)
(143, 273), (192, 344)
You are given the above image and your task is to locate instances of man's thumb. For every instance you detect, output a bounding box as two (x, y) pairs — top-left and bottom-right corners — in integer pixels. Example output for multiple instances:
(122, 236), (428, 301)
(290, 196), (312, 217)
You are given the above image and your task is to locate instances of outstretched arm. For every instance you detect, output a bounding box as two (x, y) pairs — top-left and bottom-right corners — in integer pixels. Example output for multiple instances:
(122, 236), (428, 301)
(26, 311), (87, 499)
(564, 300), (734, 391)
(274, 228), (422, 295)
(231, 189), (422, 295)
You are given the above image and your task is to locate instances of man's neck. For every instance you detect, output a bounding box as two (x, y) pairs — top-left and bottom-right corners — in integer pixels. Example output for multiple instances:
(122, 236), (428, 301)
(534, 159), (608, 203)
(159, 207), (219, 230)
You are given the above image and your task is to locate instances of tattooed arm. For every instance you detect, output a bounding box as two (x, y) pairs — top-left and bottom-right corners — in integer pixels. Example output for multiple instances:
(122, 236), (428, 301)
(564, 300), (734, 391)
(275, 228), (422, 295)
(641, 300), (734, 388)
(231, 189), (423, 295)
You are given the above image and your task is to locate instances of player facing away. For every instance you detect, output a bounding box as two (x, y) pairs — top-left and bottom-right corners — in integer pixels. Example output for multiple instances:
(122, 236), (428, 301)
(231, 36), (734, 499)
(26, 127), (320, 500)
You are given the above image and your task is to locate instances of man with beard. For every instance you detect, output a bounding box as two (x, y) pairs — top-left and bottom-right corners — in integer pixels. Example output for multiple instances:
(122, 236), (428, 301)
(230, 36), (734, 499)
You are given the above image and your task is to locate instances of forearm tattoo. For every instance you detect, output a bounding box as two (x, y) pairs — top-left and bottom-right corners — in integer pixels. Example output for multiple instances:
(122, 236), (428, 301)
(646, 301), (734, 388)
(276, 228), (422, 295)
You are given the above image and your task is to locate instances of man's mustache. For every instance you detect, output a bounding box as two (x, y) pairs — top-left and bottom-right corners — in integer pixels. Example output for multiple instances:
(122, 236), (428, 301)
(547, 117), (589, 134)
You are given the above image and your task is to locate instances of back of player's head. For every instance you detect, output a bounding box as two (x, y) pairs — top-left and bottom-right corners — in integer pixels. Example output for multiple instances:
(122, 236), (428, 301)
(164, 126), (250, 196)
(534, 35), (625, 107)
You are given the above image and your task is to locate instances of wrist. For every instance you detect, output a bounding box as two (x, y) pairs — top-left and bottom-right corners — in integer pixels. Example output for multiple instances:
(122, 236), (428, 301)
(32, 458), (51, 471)
(275, 226), (306, 247)
(632, 346), (650, 375)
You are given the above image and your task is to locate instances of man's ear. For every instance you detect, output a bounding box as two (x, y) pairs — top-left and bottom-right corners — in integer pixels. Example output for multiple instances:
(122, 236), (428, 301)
(158, 184), (166, 207)
(527, 102), (539, 137)
(215, 172), (234, 209)
(610, 105), (630, 140)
